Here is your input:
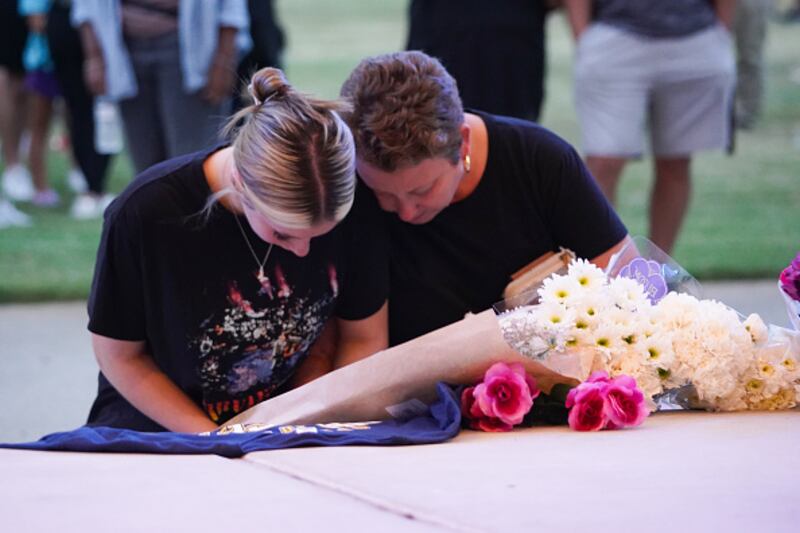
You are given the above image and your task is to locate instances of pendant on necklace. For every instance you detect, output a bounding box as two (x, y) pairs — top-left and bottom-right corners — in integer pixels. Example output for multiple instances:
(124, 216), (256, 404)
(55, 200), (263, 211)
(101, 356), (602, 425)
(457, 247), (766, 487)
(257, 267), (274, 299)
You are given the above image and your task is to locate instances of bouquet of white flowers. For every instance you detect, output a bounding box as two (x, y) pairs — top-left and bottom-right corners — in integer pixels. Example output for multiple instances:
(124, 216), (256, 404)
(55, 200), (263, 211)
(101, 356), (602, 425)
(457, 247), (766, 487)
(498, 239), (800, 412)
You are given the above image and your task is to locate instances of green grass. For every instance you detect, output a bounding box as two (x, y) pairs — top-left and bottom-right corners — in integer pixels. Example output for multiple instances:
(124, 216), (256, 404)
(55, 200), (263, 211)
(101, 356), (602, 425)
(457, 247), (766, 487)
(0, 2), (798, 302)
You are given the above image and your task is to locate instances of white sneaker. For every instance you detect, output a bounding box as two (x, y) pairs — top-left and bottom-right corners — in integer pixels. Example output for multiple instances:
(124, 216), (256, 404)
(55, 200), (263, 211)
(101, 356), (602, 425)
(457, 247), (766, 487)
(70, 194), (101, 220)
(2, 164), (34, 201)
(0, 198), (32, 228)
(67, 167), (88, 193)
(70, 193), (115, 220)
(99, 193), (115, 211)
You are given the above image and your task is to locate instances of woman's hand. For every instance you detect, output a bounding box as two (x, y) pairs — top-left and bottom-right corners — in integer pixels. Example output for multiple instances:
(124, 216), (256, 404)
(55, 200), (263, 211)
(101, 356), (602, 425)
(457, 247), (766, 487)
(289, 321), (337, 388)
(83, 55), (107, 96)
(202, 26), (239, 105)
(202, 54), (237, 105)
(78, 23), (107, 96)
(91, 334), (218, 433)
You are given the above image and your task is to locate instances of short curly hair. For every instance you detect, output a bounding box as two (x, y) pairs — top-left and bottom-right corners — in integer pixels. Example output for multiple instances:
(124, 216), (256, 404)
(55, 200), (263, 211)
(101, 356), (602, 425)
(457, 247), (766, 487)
(340, 51), (464, 172)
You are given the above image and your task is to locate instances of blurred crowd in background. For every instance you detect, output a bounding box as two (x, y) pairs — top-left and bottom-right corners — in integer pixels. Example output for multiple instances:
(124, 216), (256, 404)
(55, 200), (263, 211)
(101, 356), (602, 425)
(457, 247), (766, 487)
(0, 0), (797, 251)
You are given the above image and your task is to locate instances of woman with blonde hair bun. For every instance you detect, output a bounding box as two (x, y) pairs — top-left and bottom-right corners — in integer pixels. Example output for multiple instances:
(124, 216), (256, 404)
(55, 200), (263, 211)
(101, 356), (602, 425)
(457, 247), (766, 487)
(86, 67), (388, 432)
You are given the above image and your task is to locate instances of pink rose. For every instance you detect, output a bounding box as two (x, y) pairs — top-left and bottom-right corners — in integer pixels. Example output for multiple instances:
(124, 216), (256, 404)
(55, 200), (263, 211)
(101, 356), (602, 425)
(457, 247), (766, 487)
(565, 382), (607, 431)
(603, 376), (649, 429)
(474, 362), (538, 426)
(780, 253), (800, 301)
(586, 370), (611, 384)
(460, 386), (513, 432)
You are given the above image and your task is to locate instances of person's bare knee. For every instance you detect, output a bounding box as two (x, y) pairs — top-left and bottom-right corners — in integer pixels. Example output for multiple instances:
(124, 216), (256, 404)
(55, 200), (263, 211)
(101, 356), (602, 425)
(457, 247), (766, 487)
(654, 157), (690, 182)
(587, 156), (627, 203)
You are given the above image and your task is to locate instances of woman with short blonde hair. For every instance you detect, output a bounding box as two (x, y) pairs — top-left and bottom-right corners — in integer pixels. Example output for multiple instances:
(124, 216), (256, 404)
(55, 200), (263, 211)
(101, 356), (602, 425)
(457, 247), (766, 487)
(341, 51), (630, 346)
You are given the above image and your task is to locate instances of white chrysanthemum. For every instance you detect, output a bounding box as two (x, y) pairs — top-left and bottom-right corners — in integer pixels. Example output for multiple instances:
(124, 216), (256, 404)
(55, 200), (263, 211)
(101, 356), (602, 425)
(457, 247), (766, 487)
(692, 361), (742, 406)
(742, 313), (769, 344)
(755, 359), (777, 380)
(641, 333), (675, 367)
(780, 356), (798, 375)
(538, 274), (583, 307)
(653, 292), (701, 329)
(589, 323), (622, 351)
(532, 301), (576, 329)
(572, 324), (596, 346)
(608, 276), (651, 312)
(639, 308), (665, 339)
(603, 306), (630, 327)
(573, 293), (610, 322)
(572, 313), (595, 333)
(631, 370), (665, 401)
(611, 311), (650, 347)
(566, 258), (607, 292)
(605, 346), (664, 399)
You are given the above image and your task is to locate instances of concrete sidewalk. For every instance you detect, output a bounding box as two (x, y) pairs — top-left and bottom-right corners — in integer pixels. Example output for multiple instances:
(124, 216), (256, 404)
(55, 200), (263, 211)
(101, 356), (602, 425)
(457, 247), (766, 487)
(0, 279), (793, 443)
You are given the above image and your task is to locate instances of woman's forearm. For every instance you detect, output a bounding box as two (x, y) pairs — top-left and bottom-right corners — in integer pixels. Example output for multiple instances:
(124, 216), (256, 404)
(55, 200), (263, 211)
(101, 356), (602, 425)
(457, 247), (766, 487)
(92, 335), (217, 433)
(563, 0), (592, 39)
(713, 0), (737, 30)
(78, 22), (103, 60)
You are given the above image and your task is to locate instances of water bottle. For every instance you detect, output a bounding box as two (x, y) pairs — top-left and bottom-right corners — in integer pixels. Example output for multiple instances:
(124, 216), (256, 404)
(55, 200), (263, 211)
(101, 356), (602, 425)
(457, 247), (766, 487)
(93, 99), (123, 154)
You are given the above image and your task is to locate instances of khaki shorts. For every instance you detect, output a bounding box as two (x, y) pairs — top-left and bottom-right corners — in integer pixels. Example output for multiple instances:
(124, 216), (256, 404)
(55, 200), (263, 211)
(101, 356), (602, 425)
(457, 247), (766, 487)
(575, 23), (736, 158)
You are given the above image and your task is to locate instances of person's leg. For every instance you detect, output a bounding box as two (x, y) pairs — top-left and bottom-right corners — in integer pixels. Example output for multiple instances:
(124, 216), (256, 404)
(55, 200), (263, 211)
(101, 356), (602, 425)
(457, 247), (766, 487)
(154, 35), (226, 159)
(0, 68), (34, 200)
(59, 73), (110, 195)
(647, 26), (734, 253)
(650, 157), (691, 254)
(575, 24), (647, 206)
(119, 38), (167, 174)
(26, 91), (53, 194)
(586, 157), (628, 206)
(47, 4), (111, 196)
(734, 0), (769, 129)
(0, 68), (27, 167)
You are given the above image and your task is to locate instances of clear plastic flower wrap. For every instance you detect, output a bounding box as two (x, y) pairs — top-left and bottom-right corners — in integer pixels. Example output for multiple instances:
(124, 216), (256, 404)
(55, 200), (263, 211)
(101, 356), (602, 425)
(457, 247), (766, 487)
(495, 237), (800, 412)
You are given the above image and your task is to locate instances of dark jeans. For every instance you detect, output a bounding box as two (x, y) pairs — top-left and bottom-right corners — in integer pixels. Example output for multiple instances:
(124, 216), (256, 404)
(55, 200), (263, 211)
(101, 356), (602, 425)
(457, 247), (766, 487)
(120, 32), (227, 174)
(47, 3), (111, 195)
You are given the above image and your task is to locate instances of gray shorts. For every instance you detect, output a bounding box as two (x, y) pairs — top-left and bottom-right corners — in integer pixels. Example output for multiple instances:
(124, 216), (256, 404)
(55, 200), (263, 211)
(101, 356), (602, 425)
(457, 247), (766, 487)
(575, 23), (736, 158)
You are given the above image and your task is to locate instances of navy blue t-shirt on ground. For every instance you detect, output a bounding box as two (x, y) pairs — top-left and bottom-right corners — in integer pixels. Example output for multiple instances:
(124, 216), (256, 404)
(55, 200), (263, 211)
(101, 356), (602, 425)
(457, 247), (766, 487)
(0, 383), (461, 457)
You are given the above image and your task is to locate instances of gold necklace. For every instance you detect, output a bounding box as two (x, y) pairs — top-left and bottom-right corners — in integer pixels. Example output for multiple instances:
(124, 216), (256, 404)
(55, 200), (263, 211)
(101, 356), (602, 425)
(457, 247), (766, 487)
(232, 213), (274, 284)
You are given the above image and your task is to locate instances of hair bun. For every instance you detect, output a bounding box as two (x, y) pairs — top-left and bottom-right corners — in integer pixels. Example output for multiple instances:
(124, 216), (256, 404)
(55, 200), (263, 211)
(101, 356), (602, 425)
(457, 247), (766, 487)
(249, 67), (292, 105)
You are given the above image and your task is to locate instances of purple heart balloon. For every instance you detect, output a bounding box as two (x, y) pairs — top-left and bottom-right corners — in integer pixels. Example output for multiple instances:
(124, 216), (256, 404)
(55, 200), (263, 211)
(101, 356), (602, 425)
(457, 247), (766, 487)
(618, 257), (668, 304)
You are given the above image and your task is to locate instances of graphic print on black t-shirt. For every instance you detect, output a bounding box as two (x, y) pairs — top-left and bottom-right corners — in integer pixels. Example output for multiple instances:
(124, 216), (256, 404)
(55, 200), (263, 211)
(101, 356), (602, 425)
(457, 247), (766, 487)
(87, 146), (388, 431)
(191, 261), (339, 423)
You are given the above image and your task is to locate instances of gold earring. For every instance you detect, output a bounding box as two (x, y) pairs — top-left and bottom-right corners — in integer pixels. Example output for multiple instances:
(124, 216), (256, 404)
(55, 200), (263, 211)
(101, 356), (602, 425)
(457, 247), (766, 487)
(464, 153), (471, 173)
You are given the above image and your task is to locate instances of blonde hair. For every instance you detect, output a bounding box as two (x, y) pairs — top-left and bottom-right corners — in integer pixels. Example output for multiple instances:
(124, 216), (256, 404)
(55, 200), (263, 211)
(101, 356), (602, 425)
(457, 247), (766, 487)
(340, 51), (463, 172)
(221, 67), (356, 229)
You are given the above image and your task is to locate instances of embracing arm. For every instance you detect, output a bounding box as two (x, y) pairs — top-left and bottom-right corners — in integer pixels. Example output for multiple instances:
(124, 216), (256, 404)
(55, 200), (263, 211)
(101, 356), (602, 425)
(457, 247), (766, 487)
(590, 234), (633, 270)
(289, 301), (389, 387)
(91, 334), (217, 433)
(334, 301), (389, 368)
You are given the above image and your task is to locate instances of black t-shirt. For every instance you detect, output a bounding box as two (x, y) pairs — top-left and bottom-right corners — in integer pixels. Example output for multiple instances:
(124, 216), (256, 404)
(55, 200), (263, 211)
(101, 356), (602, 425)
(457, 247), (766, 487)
(593, 0), (717, 38)
(407, 0), (547, 121)
(87, 146), (387, 431)
(386, 111), (627, 345)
